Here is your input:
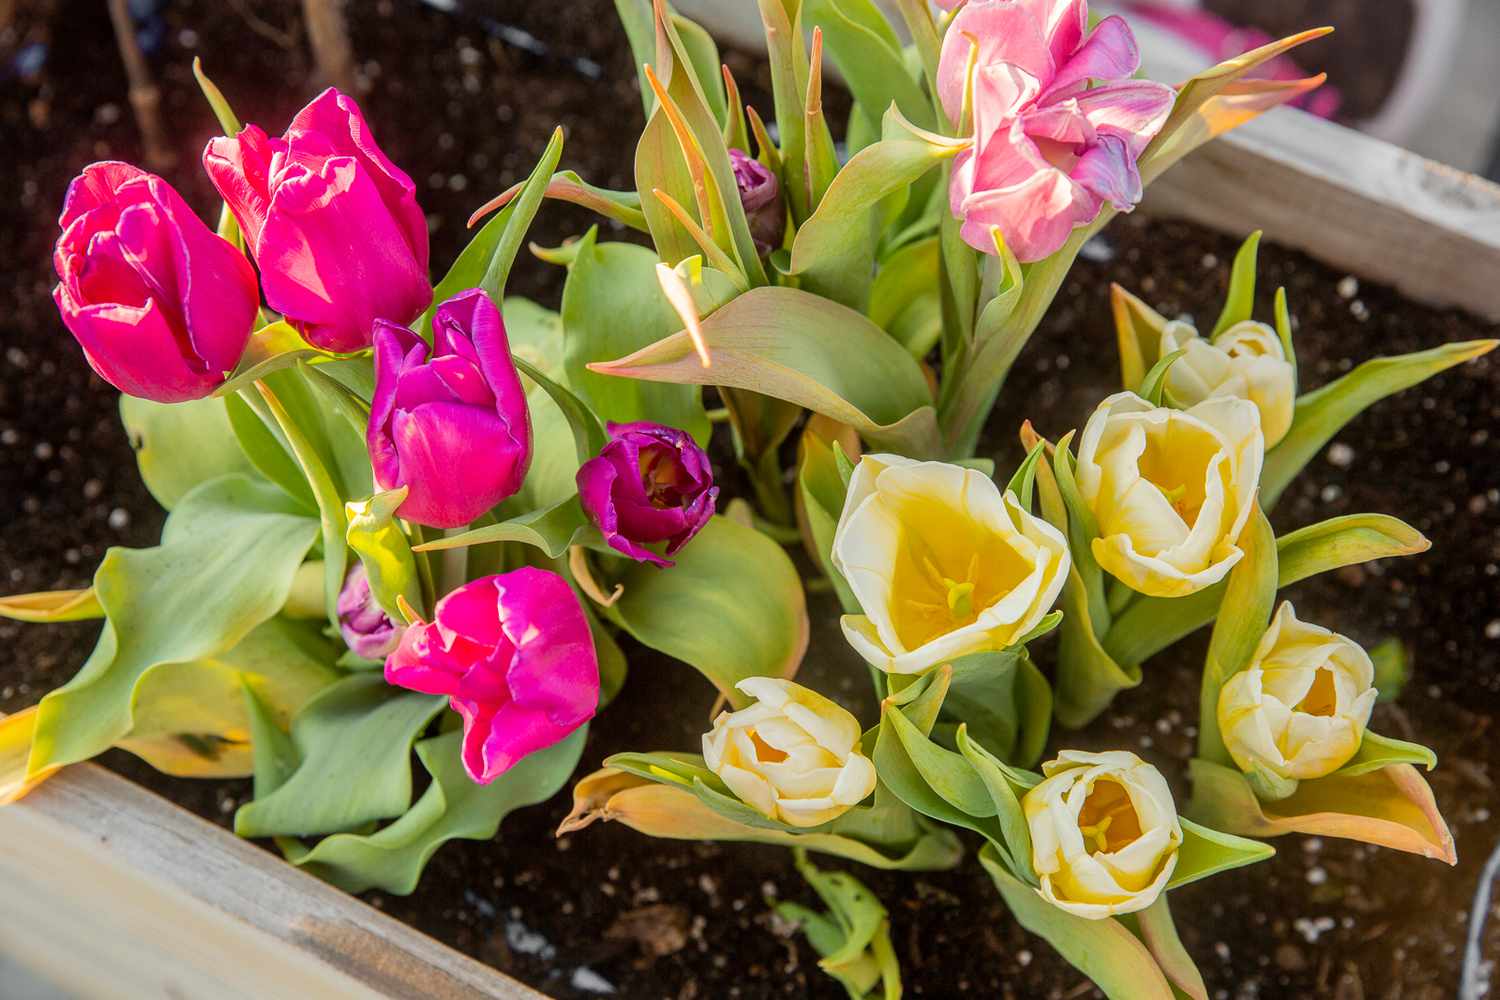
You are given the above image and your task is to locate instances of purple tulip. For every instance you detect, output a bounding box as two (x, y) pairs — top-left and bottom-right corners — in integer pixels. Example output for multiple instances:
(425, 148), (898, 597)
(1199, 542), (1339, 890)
(728, 148), (785, 257)
(384, 568), (599, 783)
(52, 161), (259, 403)
(368, 288), (532, 529)
(576, 421), (717, 568)
(336, 563), (404, 660)
(203, 88), (432, 352)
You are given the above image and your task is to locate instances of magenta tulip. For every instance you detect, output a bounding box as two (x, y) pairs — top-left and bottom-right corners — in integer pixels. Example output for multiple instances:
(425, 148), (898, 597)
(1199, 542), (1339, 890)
(368, 288), (531, 529)
(576, 421), (717, 568)
(52, 161), (259, 402)
(384, 569), (599, 783)
(203, 88), (431, 352)
(728, 149), (785, 257)
(935, 0), (1175, 261)
(336, 563), (404, 660)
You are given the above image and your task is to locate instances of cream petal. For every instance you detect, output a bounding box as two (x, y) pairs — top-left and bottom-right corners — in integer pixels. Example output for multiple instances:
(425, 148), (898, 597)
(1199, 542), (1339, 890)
(782, 702), (859, 758)
(833, 500), (908, 655)
(719, 764), (779, 820)
(760, 760), (843, 797)
(776, 797), (845, 828)
(1093, 532), (1241, 597)
(830, 752), (878, 805)
(752, 716), (818, 754)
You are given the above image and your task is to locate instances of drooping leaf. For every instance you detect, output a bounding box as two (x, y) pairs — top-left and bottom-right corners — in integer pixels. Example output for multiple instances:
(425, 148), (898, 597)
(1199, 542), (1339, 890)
(0, 589), (103, 624)
(1335, 730), (1436, 778)
(415, 495), (592, 560)
(778, 851), (903, 1000)
(942, 649), (1051, 768)
(120, 394), (258, 511)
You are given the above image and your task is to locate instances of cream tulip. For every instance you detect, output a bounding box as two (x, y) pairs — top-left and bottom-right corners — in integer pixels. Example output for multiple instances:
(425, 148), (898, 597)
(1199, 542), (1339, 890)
(1023, 750), (1183, 919)
(702, 677), (877, 828)
(1161, 320), (1295, 447)
(1218, 602), (1377, 782)
(1076, 391), (1264, 598)
(831, 455), (1070, 675)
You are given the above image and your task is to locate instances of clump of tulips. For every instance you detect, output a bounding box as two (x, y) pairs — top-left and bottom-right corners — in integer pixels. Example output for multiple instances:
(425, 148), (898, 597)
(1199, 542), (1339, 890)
(3, 1), (1493, 996)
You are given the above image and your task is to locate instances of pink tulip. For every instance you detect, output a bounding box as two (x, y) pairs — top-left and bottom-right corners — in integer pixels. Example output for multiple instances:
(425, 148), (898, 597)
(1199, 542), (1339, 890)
(368, 288), (532, 529)
(576, 421), (717, 568)
(384, 569), (599, 783)
(52, 161), (259, 402)
(936, 0), (1175, 261)
(336, 563), (404, 660)
(203, 88), (431, 352)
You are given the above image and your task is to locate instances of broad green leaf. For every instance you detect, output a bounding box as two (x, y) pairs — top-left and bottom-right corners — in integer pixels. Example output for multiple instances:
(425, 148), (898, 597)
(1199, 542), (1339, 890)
(243, 682), (300, 800)
(28, 476), (319, 776)
(671, 13), (727, 124)
(504, 297), (582, 511)
(513, 355), (609, 465)
(869, 236), (942, 358)
(415, 495), (591, 560)
(1336, 730), (1436, 778)
(943, 649), (1051, 768)
(1104, 513), (1429, 669)
(120, 394), (256, 510)
(1198, 506), (1276, 764)
(1169, 817), (1274, 889)
(797, 428), (858, 613)
(224, 390), (317, 510)
(1131, 897), (1210, 1000)
(294, 726), (586, 894)
(588, 608), (628, 708)
(874, 701), (1007, 849)
(885, 704), (992, 818)
(1210, 230), (1262, 337)
(956, 726), (1039, 886)
(346, 488), (425, 621)
(0, 589), (102, 623)
(235, 672), (444, 838)
(589, 286), (941, 457)
(1262, 339), (1497, 507)
(603, 516), (808, 707)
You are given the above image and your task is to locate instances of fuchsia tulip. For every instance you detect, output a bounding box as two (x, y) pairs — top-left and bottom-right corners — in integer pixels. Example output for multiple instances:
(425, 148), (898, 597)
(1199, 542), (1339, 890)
(203, 88), (431, 352)
(385, 569), (599, 784)
(936, 0), (1176, 261)
(52, 162), (259, 402)
(337, 563), (404, 660)
(369, 288), (532, 529)
(576, 421), (717, 568)
(728, 149), (785, 257)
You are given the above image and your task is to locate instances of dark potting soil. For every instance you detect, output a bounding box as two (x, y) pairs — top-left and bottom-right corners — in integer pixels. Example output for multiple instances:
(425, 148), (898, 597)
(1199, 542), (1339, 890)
(2, 2), (1495, 998)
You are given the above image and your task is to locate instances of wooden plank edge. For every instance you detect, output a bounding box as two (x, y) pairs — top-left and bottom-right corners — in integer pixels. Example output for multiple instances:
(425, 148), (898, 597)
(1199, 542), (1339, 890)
(0, 762), (546, 1000)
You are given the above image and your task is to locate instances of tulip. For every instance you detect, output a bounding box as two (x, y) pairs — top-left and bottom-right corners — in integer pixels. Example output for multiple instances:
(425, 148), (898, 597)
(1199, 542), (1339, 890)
(728, 148), (785, 257)
(1161, 320), (1295, 447)
(203, 88), (431, 352)
(1023, 749), (1183, 919)
(384, 568), (598, 784)
(576, 421), (717, 567)
(369, 288), (532, 529)
(52, 161), (259, 402)
(1076, 391), (1263, 598)
(336, 562), (404, 660)
(935, 0), (1175, 261)
(702, 677), (876, 828)
(1218, 602), (1377, 782)
(832, 455), (1069, 674)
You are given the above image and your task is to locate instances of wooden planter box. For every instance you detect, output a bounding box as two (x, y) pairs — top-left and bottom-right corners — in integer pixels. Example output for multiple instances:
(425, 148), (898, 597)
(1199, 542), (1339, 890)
(4, 13), (1498, 1000)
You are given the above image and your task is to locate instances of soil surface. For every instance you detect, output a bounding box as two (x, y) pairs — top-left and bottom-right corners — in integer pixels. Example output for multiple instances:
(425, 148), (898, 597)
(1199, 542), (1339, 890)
(2, 2), (1495, 999)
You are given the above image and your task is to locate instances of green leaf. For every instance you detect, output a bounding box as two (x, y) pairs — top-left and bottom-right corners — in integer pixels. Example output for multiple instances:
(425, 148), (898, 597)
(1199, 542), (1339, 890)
(798, 429), (858, 613)
(235, 673), (445, 838)
(779, 851), (903, 1000)
(1137, 350), (1186, 407)
(415, 495), (591, 560)
(512, 355), (609, 465)
(28, 476), (320, 776)
(1210, 230), (1262, 337)
(758, 0), (813, 220)
(1169, 817), (1274, 889)
(868, 237), (942, 358)
(1262, 339), (1497, 507)
(589, 286), (940, 457)
(1369, 638), (1410, 703)
(120, 395), (256, 510)
(213, 321), (324, 398)
(956, 726), (1040, 886)
(1336, 730), (1436, 778)
(603, 516), (807, 707)
(243, 681), (301, 801)
(885, 703), (993, 818)
(1131, 896), (1210, 1000)
(293, 726), (586, 894)
(224, 390), (317, 510)
(671, 13), (727, 124)
(943, 649), (1051, 768)
(1198, 506), (1276, 764)
(1005, 442), (1046, 512)
(503, 297), (583, 510)
(805, 0), (931, 138)
(0, 588), (103, 624)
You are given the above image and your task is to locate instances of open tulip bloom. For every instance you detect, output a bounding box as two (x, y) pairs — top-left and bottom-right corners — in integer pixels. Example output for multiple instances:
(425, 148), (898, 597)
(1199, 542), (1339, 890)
(5, 1), (1494, 996)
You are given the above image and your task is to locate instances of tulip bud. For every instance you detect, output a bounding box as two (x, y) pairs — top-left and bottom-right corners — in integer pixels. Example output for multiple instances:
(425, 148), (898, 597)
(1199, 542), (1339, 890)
(1218, 602), (1377, 782)
(1162, 320), (1295, 447)
(576, 421), (717, 567)
(384, 568), (599, 784)
(52, 162), (259, 402)
(203, 88), (431, 352)
(336, 562), (404, 660)
(1022, 750), (1183, 919)
(728, 149), (785, 257)
(703, 677), (876, 828)
(1076, 391), (1264, 598)
(832, 455), (1069, 674)
(368, 288), (532, 529)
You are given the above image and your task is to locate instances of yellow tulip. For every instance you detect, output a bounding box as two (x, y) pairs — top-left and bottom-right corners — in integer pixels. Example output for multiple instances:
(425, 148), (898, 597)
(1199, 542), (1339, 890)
(1077, 391), (1264, 598)
(1161, 320), (1295, 447)
(702, 677), (876, 828)
(1218, 602), (1377, 781)
(831, 454), (1070, 674)
(1023, 750), (1183, 919)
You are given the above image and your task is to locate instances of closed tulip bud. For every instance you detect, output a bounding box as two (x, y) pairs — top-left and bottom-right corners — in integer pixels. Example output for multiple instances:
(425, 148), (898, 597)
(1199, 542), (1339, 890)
(728, 149), (785, 257)
(1023, 750), (1183, 919)
(1162, 320), (1295, 447)
(832, 455), (1069, 674)
(576, 421), (717, 567)
(52, 162), (259, 402)
(203, 89), (431, 352)
(703, 678), (876, 828)
(1076, 391), (1264, 598)
(1218, 602), (1377, 782)
(336, 562), (404, 660)
(369, 288), (532, 529)
(384, 568), (598, 784)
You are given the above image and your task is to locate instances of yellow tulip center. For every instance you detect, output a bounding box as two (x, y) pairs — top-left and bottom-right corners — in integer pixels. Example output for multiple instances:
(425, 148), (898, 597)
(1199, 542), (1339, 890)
(749, 730), (789, 764)
(1295, 666), (1339, 717)
(1135, 421), (1222, 523)
(1076, 778), (1143, 855)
